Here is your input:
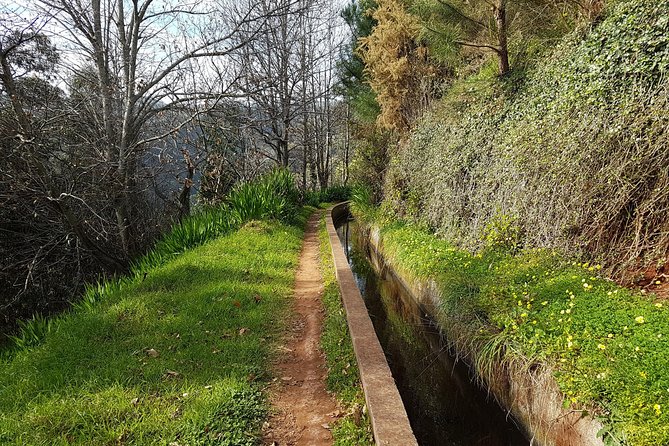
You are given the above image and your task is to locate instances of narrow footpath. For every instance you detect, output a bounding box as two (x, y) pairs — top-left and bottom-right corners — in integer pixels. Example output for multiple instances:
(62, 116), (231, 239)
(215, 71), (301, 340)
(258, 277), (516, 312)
(263, 212), (339, 446)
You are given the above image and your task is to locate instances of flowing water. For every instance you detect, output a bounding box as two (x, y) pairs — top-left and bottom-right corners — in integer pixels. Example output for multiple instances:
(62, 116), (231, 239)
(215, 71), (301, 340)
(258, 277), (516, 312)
(335, 216), (530, 446)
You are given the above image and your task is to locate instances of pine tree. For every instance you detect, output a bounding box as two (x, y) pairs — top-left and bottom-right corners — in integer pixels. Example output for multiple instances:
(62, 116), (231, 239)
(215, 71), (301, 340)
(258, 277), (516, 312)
(357, 0), (437, 132)
(413, 0), (511, 75)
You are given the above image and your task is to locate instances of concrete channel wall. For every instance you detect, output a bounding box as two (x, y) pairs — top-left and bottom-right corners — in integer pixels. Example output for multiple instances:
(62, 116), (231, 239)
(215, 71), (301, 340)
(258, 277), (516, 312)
(326, 204), (418, 446)
(359, 219), (607, 446)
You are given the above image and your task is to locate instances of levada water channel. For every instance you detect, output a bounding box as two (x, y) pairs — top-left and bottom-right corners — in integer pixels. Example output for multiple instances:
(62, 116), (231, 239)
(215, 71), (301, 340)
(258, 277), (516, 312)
(335, 212), (531, 446)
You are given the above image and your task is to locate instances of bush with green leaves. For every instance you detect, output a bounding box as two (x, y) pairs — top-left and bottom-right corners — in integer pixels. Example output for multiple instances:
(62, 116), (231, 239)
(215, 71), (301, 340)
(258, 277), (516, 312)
(385, 0), (669, 279)
(304, 185), (352, 207)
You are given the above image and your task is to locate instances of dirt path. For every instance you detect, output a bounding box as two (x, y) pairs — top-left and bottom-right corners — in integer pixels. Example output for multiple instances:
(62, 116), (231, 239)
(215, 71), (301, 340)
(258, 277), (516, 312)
(263, 212), (339, 446)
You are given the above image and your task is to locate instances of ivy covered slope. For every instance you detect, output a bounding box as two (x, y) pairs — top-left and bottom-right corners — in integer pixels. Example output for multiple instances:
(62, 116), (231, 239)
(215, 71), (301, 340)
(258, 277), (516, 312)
(372, 1), (669, 444)
(386, 0), (669, 280)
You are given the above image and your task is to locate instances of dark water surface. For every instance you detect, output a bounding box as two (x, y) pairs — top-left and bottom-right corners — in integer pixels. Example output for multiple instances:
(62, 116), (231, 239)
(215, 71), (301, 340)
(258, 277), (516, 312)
(335, 217), (530, 446)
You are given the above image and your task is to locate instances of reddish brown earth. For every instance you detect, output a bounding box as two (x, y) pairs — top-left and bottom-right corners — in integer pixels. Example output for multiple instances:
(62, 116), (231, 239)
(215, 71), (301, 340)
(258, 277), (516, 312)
(627, 259), (669, 300)
(263, 213), (340, 446)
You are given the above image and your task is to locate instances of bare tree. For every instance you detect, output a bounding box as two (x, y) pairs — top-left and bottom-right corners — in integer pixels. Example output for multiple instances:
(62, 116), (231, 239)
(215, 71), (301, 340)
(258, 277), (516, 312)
(34, 0), (277, 257)
(228, 0), (345, 190)
(0, 0), (283, 334)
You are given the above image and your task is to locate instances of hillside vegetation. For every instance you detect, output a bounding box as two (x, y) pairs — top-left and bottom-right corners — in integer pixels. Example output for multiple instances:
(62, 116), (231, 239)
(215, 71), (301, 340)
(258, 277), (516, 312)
(343, 0), (669, 444)
(382, 0), (669, 280)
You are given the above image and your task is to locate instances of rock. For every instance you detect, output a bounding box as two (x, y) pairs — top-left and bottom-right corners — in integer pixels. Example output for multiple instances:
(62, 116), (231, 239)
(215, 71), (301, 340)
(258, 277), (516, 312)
(145, 348), (160, 358)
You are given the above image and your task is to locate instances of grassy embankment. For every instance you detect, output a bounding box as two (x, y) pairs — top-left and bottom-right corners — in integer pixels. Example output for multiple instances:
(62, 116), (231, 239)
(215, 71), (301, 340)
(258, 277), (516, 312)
(317, 210), (374, 446)
(353, 200), (669, 446)
(0, 170), (313, 445)
(0, 219), (305, 445)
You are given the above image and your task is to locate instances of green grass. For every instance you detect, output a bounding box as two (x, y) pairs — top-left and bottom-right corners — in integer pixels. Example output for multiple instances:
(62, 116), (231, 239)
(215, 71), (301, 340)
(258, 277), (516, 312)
(0, 219), (306, 445)
(317, 214), (374, 446)
(5, 169), (304, 354)
(355, 211), (669, 446)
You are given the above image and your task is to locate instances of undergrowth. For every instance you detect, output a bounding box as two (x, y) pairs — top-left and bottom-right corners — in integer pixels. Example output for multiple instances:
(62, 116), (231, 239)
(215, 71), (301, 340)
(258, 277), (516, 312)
(354, 206), (669, 446)
(317, 213), (374, 445)
(0, 219), (306, 444)
(304, 185), (352, 207)
(4, 169), (303, 355)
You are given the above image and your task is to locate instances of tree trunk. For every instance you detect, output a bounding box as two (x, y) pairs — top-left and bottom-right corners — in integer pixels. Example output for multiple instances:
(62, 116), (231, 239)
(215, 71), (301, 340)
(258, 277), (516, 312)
(494, 0), (510, 76)
(344, 102), (350, 186)
(0, 56), (33, 136)
(177, 149), (195, 221)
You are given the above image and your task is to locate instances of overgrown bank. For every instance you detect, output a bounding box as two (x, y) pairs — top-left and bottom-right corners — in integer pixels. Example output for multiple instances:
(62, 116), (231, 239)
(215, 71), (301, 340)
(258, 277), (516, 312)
(4, 169), (302, 350)
(382, 0), (669, 281)
(0, 170), (317, 444)
(352, 201), (669, 446)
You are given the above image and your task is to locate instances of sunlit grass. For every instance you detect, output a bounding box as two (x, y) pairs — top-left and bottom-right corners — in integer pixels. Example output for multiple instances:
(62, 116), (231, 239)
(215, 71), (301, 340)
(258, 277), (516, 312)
(0, 220), (304, 445)
(358, 212), (669, 446)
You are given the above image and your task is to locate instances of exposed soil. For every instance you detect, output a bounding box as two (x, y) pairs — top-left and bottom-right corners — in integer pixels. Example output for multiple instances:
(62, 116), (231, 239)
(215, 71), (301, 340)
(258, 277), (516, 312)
(263, 212), (339, 446)
(626, 259), (669, 300)
(639, 261), (669, 299)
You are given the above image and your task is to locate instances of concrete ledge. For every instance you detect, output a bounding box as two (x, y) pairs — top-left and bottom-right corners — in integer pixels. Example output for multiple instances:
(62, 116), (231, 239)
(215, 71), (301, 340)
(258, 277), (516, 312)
(327, 203), (418, 446)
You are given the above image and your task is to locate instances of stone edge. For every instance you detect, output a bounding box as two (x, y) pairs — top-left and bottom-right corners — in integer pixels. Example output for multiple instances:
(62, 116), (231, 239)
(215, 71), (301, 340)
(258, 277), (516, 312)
(326, 203), (418, 446)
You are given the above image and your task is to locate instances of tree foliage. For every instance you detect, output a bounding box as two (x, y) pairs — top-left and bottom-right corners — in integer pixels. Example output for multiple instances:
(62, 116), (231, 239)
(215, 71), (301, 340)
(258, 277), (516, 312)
(412, 0), (591, 76)
(357, 0), (439, 132)
(338, 0), (380, 123)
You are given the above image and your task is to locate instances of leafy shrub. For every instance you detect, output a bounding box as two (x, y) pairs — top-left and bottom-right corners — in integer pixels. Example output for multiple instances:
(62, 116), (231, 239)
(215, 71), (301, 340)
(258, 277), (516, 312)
(266, 168), (301, 204)
(304, 185), (352, 206)
(483, 213), (524, 254)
